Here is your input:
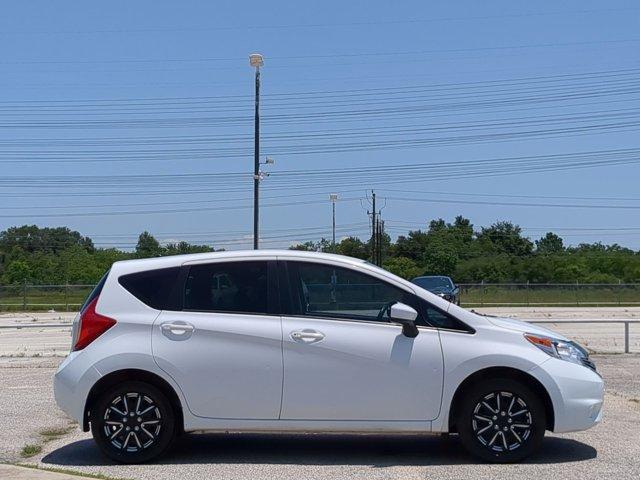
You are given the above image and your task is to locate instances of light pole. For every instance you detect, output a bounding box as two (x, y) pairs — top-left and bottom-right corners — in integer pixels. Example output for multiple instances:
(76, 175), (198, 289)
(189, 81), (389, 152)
(249, 53), (264, 249)
(330, 193), (338, 252)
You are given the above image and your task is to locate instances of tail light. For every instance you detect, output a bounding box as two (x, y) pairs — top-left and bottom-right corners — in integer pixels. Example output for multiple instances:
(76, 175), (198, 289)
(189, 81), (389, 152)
(72, 296), (116, 351)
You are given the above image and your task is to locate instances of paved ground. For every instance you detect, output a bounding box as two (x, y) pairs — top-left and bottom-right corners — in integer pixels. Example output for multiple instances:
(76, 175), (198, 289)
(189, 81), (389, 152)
(0, 312), (74, 357)
(2, 308), (639, 356)
(475, 307), (640, 353)
(0, 358), (71, 462)
(477, 306), (640, 319)
(0, 355), (638, 480)
(0, 312), (75, 327)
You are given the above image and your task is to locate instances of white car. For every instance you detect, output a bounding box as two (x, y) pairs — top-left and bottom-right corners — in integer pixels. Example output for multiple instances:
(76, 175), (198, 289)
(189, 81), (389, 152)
(54, 250), (603, 463)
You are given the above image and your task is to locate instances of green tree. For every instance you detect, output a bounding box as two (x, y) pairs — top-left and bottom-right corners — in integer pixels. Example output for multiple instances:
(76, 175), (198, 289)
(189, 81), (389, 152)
(164, 241), (214, 255)
(382, 256), (422, 279)
(0, 225), (93, 255)
(2, 217), (640, 287)
(135, 232), (163, 258)
(422, 244), (459, 276)
(289, 241), (316, 251)
(476, 221), (533, 256)
(535, 232), (564, 254)
(2, 260), (32, 284)
(289, 238), (332, 252)
(335, 236), (369, 259)
(394, 230), (428, 261)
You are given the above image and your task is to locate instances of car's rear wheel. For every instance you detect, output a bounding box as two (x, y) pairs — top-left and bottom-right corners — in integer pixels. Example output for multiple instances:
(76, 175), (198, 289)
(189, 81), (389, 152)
(91, 381), (176, 463)
(457, 378), (546, 463)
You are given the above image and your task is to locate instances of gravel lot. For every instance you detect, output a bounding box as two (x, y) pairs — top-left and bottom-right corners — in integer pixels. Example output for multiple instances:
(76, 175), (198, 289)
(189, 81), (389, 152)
(1, 307), (639, 356)
(2, 308), (640, 479)
(0, 354), (637, 480)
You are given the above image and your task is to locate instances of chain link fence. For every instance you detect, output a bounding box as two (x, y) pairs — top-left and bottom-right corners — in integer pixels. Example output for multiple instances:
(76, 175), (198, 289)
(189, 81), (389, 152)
(0, 283), (94, 311)
(458, 283), (640, 307)
(1, 282), (640, 311)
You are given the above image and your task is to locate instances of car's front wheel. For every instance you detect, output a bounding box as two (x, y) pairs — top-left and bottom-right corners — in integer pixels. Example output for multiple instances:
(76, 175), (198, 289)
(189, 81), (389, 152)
(457, 378), (546, 463)
(91, 381), (176, 463)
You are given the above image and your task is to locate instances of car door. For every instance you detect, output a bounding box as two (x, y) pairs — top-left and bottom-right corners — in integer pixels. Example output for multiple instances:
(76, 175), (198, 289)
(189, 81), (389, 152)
(280, 260), (444, 422)
(152, 258), (283, 419)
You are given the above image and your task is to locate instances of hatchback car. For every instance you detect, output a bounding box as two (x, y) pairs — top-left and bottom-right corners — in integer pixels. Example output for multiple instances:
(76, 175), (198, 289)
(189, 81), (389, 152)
(412, 275), (460, 304)
(54, 250), (603, 464)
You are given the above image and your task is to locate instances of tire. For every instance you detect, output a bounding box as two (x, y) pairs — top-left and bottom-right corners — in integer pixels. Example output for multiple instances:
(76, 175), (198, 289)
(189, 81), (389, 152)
(457, 378), (546, 463)
(91, 381), (176, 463)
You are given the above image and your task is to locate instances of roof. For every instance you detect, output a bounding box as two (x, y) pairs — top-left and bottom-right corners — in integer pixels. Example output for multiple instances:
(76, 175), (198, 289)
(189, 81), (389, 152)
(111, 249), (369, 275)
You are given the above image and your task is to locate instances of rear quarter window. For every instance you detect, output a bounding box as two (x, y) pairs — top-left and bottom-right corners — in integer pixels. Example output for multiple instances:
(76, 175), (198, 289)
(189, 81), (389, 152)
(80, 269), (110, 313)
(118, 267), (181, 310)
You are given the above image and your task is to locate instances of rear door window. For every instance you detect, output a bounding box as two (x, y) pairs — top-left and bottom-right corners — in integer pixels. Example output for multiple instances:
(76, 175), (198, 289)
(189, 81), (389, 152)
(183, 261), (269, 314)
(119, 267), (181, 310)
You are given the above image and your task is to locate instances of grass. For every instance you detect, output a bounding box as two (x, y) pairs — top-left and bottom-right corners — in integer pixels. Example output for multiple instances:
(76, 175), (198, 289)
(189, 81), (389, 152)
(20, 444), (42, 458)
(39, 426), (75, 443)
(17, 423), (77, 460)
(459, 285), (640, 307)
(2, 286), (640, 310)
(0, 287), (91, 312)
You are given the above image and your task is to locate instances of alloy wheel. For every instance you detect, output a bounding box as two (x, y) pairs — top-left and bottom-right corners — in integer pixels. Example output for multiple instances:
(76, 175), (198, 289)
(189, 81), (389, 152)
(102, 392), (163, 452)
(472, 391), (533, 452)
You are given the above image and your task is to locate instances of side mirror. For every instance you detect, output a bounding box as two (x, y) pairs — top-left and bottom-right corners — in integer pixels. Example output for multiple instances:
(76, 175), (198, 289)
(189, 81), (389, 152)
(389, 302), (419, 338)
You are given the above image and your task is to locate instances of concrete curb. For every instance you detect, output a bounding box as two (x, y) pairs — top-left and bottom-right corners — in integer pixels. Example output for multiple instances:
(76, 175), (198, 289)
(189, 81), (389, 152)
(0, 464), (98, 479)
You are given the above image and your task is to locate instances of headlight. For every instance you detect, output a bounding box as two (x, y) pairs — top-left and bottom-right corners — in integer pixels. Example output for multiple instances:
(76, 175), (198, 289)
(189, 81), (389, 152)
(524, 333), (592, 369)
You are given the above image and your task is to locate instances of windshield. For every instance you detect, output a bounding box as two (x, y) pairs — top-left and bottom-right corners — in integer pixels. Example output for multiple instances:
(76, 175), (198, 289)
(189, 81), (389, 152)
(413, 276), (454, 290)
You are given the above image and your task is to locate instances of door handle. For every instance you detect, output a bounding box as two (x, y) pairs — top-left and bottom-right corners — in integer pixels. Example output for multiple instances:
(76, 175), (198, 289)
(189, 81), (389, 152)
(291, 330), (325, 343)
(161, 322), (195, 340)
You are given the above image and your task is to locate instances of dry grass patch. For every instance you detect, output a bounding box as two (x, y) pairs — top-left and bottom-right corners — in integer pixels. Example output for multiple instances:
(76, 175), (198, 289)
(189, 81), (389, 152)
(20, 444), (42, 457)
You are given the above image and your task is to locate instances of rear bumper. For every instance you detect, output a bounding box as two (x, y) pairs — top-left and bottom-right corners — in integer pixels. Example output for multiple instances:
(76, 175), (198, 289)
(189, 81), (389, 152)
(530, 358), (604, 433)
(54, 351), (101, 424)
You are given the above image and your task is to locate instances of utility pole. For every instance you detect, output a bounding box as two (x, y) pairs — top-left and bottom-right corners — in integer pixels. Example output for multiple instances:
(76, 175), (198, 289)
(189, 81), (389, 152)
(366, 190), (386, 266)
(378, 220), (384, 267)
(330, 193), (338, 252)
(368, 190), (377, 264)
(375, 219), (383, 266)
(249, 54), (264, 249)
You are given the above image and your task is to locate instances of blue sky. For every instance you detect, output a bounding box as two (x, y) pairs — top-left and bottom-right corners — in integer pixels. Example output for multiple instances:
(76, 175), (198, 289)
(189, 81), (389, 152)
(1, 0), (639, 250)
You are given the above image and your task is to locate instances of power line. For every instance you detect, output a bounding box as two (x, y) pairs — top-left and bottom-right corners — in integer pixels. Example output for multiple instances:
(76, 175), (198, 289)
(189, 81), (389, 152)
(386, 196), (640, 210)
(1, 7), (632, 36)
(0, 198), (362, 219)
(2, 66), (639, 105)
(2, 77), (639, 118)
(1, 147), (637, 183)
(2, 38), (639, 66)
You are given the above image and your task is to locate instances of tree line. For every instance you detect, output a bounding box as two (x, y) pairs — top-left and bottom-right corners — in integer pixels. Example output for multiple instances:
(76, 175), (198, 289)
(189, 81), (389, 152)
(0, 226), (213, 285)
(291, 216), (640, 283)
(0, 219), (639, 285)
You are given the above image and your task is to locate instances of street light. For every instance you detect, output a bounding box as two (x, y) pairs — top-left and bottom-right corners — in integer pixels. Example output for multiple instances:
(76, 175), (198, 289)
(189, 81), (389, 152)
(249, 54), (264, 249)
(330, 193), (339, 252)
(256, 156), (275, 181)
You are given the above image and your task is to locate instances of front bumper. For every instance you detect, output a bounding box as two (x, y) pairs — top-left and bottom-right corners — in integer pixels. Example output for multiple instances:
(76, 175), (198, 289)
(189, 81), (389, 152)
(530, 357), (604, 433)
(437, 293), (456, 303)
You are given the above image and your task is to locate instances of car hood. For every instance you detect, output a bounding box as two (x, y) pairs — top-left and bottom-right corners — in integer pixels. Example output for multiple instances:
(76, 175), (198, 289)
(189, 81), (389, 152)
(431, 287), (453, 294)
(483, 315), (570, 341)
